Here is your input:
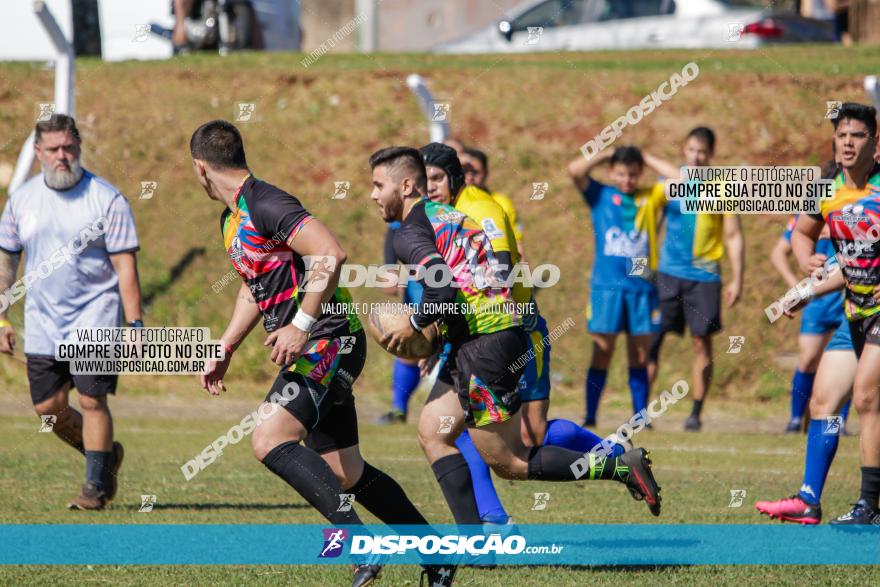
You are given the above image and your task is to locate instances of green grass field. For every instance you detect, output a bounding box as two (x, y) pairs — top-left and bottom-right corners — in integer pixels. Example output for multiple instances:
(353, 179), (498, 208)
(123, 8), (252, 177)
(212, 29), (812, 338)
(1, 46), (880, 584)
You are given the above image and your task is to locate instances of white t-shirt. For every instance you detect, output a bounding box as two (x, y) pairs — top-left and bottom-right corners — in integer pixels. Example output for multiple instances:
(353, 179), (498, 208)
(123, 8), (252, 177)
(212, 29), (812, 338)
(0, 170), (139, 355)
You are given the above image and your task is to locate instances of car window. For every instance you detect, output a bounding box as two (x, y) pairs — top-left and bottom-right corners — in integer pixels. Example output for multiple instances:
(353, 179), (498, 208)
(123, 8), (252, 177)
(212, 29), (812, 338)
(512, 0), (587, 31)
(597, 0), (675, 21)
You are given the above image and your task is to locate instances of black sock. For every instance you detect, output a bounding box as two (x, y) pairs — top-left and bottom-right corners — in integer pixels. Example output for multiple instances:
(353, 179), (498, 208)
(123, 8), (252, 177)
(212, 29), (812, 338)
(691, 399), (704, 418)
(859, 466), (880, 510)
(84, 450), (111, 491)
(527, 445), (629, 481)
(431, 454), (481, 524)
(348, 461), (428, 525)
(262, 441), (362, 524)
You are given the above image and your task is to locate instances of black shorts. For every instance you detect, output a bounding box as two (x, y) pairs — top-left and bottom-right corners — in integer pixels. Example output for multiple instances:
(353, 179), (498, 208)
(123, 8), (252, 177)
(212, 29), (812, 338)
(848, 314), (880, 359)
(27, 355), (118, 405)
(656, 272), (722, 337)
(264, 330), (366, 454)
(438, 327), (528, 427)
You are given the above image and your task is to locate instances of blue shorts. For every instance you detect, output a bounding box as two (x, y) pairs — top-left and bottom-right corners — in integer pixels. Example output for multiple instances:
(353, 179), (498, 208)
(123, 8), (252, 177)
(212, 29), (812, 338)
(518, 314), (551, 402)
(825, 317), (854, 352)
(800, 291), (845, 335)
(587, 288), (660, 336)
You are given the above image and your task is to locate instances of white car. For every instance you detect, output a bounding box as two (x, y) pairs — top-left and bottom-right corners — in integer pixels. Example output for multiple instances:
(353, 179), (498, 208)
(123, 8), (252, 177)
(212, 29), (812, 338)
(436, 0), (835, 53)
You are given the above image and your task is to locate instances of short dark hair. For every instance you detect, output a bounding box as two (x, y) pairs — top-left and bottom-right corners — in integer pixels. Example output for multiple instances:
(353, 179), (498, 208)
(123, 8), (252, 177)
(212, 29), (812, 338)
(369, 146), (427, 192)
(687, 126), (716, 153)
(463, 147), (488, 173)
(610, 146), (644, 168)
(832, 103), (878, 137)
(190, 120), (248, 169)
(35, 114), (80, 144)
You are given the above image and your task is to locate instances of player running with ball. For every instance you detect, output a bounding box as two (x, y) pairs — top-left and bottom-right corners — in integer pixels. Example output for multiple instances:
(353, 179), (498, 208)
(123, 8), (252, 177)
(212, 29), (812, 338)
(190, 121), (453, 587)
(369, 146), (662, 529)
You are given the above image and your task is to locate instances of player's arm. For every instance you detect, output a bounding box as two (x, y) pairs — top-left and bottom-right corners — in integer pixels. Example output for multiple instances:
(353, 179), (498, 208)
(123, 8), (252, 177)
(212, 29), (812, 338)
(643, 151), (681, 180)
(265, 218), (347, 367)
(0, 249), (20, 355)
(567, 148), (613, 193)
(201, 282), (263, 395)
(109, 252), (143, 325)
(769, 238), (799, 288)
(783, 263), (846, 318)
(723, 215), (744, 307)
(791, 214), (826, 275)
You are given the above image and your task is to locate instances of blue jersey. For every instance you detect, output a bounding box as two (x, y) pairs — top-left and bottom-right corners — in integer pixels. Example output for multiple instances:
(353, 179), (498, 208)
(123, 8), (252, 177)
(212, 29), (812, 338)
(582, 180), (665, 292)
(658, 199), (726, 283)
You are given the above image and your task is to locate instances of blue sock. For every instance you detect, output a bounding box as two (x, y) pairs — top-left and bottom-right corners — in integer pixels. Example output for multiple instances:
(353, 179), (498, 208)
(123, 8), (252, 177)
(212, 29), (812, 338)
(790, 370), (815, 421)
(840, 399), (852, 423)
(455, 430), (507, 523)
(543, 419), (626, 457)
(628, 367), (649, 416)
(585, 368), (607, 424)
(798, 419), (840, 505)
(391, 359), (421, 414)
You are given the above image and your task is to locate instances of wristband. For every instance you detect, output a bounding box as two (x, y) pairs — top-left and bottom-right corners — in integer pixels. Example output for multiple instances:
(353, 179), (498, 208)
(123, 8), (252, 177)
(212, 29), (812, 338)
(292, 310), (318, 333)
(129, 319), (144, 328)
(409, 314), (423, 333)
(222, 342), (235, 358)
(0, 319), (10, 329)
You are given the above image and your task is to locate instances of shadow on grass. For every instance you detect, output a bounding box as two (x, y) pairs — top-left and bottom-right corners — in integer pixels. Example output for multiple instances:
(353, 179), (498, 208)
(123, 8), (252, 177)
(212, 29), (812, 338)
(142, 247), (207, 307)
(119, 502), (311, 512)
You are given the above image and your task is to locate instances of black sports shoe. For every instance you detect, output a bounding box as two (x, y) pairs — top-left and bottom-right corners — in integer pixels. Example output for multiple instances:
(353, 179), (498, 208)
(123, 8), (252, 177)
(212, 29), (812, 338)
(830, 499), (880, 525)
(684, 415), (701, 432)
(421, 565), (456, 587)
(784, 419), (802, 434)
(583, 417), (596, 428)
(352, 564), (382, 587)
(619, 448), (662, 516)
(375, 410), (406, 425)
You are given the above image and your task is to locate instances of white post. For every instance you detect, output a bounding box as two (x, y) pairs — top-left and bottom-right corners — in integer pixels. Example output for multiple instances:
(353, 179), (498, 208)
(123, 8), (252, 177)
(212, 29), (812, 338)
(406, 74), (449, 143)
(9, 1), (75, 195)
(865, 76), (880, 111)
(356, 0), (377, 53)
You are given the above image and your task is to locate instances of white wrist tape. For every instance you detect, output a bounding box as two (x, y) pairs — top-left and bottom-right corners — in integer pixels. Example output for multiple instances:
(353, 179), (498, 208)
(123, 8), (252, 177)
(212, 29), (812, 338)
(409, 314), (423, 332)
(800, 282), (816, 303)
(292, 310), (318, 333)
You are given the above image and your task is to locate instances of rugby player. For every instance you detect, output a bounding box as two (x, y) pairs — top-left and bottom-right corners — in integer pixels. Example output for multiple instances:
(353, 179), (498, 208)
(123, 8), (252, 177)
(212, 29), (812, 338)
(0, 114), (138, 510)
(770, 215), (851, 433)
(369, 146), (661, 528)
(190, 121), (453, 586)
(567, 146), (669, 428)
(788, 103), (880, 523)
(420, 143), (631, 524)
(641, 128), (745, 431)
(374, 222), (424, 425)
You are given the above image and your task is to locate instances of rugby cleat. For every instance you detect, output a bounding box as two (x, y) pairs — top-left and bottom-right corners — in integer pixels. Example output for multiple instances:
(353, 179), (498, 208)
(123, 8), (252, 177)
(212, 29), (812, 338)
(68, 481), (109, 511)
(420, 564), (456, 587)
(375, 410), (406, 425)
(106, 441), (124, 502)
(755, 495), (821, 524)
(830, 499), (880, 525)
(619, 448), (662, 516)
(351, 563), (382, 587)
(684, 415), (701, 432)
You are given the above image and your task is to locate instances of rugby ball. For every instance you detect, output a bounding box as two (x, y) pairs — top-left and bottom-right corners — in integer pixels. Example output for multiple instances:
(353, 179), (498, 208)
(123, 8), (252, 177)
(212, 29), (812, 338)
(367, 311), (441, 360)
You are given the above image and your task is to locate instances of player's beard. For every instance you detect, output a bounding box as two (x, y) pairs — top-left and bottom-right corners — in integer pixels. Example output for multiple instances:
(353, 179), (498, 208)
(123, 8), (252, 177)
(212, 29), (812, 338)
(43, 158), (84, 190)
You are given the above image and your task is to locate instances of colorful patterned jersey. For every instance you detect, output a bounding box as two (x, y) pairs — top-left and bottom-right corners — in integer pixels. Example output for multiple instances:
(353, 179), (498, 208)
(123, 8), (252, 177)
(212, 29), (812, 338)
(454, 186), (538, 332)
(393, 199), (522, 342)
(220, 176), (361, 337)
(582, 180), (666, 291)
(659, 196), (727, 283)
(812, 169), (880, 320)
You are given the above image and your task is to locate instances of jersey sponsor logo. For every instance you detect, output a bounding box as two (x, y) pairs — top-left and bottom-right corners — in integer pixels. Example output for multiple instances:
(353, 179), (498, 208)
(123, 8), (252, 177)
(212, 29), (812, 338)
(481, 218), (504, 240)
(840, 204), (869, 227)
(229, 236), (244, 264)
(603, 226), (648, 258)
(437, 211), (465, 223)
